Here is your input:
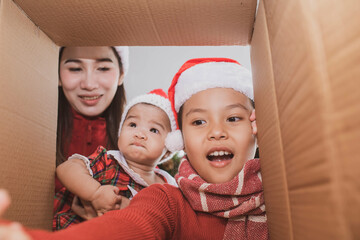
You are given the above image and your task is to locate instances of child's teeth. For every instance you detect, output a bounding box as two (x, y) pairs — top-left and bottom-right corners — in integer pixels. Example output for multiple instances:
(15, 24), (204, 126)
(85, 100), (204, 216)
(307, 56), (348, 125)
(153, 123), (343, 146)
(209, 151), (231, 156)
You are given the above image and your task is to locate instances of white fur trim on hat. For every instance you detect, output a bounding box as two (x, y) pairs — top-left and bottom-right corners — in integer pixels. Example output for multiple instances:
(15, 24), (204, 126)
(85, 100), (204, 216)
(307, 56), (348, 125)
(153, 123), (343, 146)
(114, 46), (130, 76)
(118, 93), (177, 136)
(165, 130), (184, 152)
(174, 62), (253, 112)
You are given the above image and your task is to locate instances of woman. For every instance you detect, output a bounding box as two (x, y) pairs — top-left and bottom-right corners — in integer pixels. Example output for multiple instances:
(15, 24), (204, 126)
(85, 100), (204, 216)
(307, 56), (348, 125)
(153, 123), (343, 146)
(55, 46), (129, 193)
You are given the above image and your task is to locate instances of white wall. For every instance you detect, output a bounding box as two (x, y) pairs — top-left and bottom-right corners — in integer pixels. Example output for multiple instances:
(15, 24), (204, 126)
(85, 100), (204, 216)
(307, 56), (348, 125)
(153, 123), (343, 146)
(124, 46), (251, 100)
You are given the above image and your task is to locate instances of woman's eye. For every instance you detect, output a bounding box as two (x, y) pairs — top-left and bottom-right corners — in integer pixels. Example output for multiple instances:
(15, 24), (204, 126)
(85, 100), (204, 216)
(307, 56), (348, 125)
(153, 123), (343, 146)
(228, 116), (242, 122)
(69, 67), (82, 72)
(150, 128), (159, 134)
(98, 67), (110, 71)
(192, 120), (205, 126)
(129, 122), (136, 128)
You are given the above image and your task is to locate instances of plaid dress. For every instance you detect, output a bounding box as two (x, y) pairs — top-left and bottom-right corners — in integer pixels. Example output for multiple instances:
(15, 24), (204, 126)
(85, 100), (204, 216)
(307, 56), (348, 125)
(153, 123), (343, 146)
(53, 146), (176, 230)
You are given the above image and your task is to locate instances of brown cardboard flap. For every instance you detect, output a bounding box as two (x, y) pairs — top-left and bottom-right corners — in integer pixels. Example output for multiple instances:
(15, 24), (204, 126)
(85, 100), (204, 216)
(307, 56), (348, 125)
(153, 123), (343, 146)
(252, 0), (360, 239)
(250, 1), (293, 239)
(12, 0), (257, 46)
(0, 0), (58, 229)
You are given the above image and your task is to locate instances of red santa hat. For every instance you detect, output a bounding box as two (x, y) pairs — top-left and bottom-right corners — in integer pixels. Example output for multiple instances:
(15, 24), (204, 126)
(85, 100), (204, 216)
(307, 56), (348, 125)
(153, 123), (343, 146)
(165, 58), (253, 151)
(118, 89), (179, 164)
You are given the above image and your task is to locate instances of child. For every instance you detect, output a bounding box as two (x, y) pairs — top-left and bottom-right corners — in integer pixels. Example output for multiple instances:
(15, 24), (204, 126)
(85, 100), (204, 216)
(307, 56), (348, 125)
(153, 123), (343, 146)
(53, 88), (180, 230)
(0, 58), (268, 240)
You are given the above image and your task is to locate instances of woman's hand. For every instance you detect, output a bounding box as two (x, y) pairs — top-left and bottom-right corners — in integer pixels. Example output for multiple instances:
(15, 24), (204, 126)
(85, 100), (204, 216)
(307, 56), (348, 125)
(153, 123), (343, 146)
(72, 187), (130, 220)
(0, 189), (31, 240)
(71, 196), (98, 220)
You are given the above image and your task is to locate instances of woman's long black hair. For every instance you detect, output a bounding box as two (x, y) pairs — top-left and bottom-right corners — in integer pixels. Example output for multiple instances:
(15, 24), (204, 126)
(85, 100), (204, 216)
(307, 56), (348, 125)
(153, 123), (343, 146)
(56, 47), (126, 166)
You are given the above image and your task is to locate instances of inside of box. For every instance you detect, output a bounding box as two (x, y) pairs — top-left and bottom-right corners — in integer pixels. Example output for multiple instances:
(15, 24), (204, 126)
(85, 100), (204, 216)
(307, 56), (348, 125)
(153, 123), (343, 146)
(1, 0), (359, 238)
(0, 0), (58, 229)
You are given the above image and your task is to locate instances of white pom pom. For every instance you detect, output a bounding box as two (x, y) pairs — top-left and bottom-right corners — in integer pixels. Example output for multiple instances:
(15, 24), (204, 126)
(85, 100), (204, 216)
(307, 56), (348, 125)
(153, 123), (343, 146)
(165, 130), (184, 152)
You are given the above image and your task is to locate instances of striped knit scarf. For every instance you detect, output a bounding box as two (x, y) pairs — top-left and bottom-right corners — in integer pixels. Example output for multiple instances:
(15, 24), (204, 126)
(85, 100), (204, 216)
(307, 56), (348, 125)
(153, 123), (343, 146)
(176, 158), (268, 240)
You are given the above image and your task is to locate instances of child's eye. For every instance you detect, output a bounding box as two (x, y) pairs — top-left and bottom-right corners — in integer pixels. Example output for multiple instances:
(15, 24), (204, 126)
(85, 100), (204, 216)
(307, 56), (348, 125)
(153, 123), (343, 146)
(129, 122), (136, 128)
(69, 67), (82, 72)
(228, 116), (242, 122)
(192, 120), (206, 126)
(150, 128), (159, 134)
(98, 67), (110, 71)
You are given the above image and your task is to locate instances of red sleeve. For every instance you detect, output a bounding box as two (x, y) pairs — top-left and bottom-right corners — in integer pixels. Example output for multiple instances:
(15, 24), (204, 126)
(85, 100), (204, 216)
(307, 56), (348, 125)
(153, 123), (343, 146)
(28, 185), (177, 240)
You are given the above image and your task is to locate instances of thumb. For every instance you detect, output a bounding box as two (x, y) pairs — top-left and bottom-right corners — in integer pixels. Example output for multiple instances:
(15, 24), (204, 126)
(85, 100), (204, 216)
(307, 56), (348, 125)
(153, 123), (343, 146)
(120, 197), (130, 209)
(250, 109), (256, 121)
(250, 109), (257, 135)
(116, 194), (122, 203)
(113, 186), (120, 195)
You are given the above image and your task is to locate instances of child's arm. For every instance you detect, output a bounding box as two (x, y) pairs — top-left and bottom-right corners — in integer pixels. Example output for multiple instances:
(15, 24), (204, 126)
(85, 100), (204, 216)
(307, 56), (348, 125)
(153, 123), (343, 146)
(0, 222), (31, 240)
(0, 185), (176, 239)
(56, 159), (123, 215)
(0, 189), (31, 240)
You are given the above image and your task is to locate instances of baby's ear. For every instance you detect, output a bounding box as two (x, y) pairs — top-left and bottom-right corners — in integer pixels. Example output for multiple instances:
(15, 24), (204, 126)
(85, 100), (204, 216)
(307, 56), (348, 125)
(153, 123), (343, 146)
(250, 109), (257, 135)
(161, 150), (171, 160)
(157, 150), (175, 166)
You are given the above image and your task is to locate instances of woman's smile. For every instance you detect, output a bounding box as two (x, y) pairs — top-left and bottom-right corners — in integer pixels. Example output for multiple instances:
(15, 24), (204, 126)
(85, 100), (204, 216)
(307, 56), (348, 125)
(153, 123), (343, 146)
(78, 94), (103, 106)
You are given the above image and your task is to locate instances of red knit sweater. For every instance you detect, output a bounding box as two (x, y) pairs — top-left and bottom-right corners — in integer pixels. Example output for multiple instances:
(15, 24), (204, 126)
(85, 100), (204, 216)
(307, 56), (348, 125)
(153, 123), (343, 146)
(30, 184), (228, 239)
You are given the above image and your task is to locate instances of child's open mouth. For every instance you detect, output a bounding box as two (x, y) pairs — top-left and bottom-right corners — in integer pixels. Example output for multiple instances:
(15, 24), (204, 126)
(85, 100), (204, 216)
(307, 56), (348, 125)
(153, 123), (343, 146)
(207, 151), (234, 162)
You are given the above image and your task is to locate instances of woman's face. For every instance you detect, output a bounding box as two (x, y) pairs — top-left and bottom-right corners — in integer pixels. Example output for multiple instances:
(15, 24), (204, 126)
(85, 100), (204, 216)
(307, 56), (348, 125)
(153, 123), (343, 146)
(59, 47), (122, 117)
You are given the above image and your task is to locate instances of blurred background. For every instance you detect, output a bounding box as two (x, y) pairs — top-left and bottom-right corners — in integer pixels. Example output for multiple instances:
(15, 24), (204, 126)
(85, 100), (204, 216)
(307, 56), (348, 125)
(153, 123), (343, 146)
(124, 46), (251, 100)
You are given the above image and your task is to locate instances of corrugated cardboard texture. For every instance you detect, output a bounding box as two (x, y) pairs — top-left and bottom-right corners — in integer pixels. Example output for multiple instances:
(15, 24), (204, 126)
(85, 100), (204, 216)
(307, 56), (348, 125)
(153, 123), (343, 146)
(250, 1), (293, 239)
(251, 0), (360, 239)
(0, 0), (58, 229)
(1, 0), (359, 237)
(12, 0), (257, 46)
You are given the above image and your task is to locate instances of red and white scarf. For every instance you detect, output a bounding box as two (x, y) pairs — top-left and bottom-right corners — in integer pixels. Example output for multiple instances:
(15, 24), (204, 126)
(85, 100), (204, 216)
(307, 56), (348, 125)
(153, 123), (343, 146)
(176, 158), (268, 240)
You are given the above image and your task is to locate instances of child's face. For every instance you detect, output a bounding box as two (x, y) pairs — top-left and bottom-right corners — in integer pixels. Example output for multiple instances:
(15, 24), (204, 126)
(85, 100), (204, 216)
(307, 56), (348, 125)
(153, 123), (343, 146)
(181, 88), (256, 184)
(118, 103), (171, 166)
(59, 47), (122, 117)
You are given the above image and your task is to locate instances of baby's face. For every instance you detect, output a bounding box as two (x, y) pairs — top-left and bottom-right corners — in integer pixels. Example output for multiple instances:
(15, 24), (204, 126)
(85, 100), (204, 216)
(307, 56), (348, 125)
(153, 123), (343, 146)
(181, 88), (256, 183)
(118, 103), (171, 166)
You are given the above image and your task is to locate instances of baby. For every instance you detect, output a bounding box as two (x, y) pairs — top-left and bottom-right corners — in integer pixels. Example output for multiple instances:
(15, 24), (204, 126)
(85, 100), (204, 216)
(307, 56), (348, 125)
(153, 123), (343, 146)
(53, 88), (180, 230)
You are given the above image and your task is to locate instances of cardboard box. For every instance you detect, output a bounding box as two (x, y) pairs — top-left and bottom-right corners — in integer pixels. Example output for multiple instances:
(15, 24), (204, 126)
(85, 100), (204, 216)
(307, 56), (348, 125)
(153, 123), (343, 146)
(251, 1), (360, 239)
(0, 0), (359, 238)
